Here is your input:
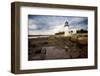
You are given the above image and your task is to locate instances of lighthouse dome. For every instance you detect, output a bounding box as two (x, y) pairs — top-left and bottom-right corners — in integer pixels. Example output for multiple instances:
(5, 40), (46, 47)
(64, 21), (69, 27)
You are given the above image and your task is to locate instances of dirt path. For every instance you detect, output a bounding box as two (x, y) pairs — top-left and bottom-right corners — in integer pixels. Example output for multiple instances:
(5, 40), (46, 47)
(45, 46), (70, 59)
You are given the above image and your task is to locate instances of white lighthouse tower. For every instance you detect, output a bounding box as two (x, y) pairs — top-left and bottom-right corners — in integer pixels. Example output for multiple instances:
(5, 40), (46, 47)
(64, 21), (70, 36)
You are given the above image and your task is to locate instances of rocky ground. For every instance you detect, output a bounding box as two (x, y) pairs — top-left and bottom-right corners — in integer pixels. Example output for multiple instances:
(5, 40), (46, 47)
(28, 36), (88, 60)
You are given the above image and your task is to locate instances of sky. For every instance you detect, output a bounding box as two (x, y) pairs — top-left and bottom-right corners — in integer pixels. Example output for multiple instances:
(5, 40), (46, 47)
(28, 15), (88, 35)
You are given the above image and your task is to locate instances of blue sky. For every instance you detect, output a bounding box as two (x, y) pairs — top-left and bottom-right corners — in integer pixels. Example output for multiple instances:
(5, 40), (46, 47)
(28, 15), (88, 35)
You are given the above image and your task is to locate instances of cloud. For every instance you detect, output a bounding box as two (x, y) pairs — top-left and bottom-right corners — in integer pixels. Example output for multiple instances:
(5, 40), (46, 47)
(28, 19), (38, 30)
(28, 15), (88, 35)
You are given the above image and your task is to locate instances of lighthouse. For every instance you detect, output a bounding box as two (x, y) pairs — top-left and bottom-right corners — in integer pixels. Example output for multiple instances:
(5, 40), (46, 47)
(64, 21), (70, 36)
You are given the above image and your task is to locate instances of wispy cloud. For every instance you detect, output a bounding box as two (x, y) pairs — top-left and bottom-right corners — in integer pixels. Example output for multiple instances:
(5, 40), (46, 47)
(28, 15), (88, 35)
